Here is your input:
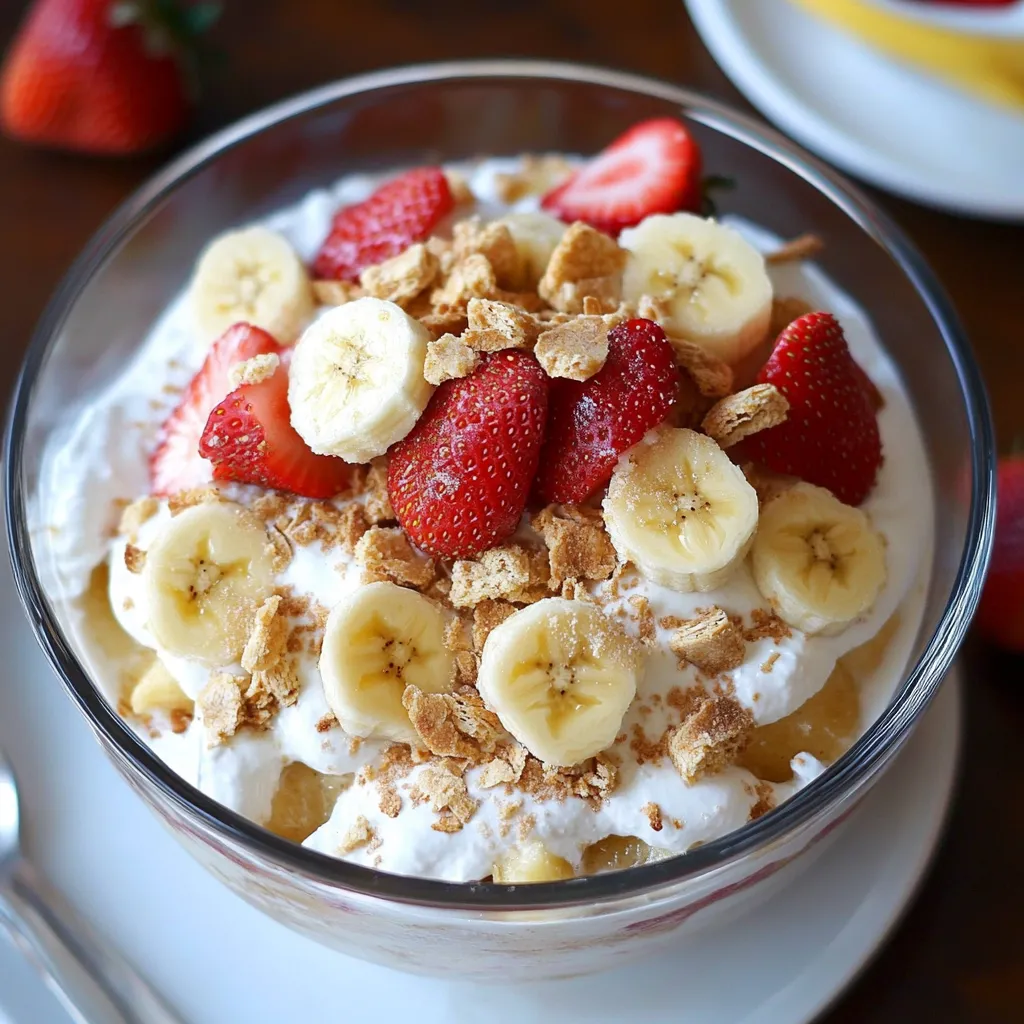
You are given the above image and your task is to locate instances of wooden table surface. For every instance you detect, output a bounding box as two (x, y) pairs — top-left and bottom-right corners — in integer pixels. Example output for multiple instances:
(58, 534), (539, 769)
(0, 1), (1021, 1020)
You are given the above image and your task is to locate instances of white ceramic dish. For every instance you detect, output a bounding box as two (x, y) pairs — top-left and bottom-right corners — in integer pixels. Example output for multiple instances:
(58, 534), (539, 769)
(864, 0), (1024, 37)
(686, 0), (1024, 218)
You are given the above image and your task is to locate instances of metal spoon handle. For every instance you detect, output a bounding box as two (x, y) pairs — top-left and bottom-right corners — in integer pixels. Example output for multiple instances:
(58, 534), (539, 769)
(0, 859), (181, 1024)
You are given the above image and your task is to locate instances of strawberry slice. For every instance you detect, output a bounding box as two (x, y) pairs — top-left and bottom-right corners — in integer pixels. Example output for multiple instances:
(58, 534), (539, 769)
(312, 167), (454, 282)
(743, 312), (883, 506)
(199, 362), (350, 500)
(540, 118), (703, 235)
(388, 351), (549, 559)
(534, 318), (681, 505)
(150, 323), (281, 497)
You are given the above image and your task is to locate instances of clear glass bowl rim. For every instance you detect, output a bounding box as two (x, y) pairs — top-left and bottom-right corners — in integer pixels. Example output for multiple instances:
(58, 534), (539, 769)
(3, 60), (995, 912)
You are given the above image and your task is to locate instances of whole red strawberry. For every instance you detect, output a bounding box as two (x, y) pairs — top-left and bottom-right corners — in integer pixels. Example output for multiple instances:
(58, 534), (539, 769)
(313, 167), (454, 282)
(199, 361), (350, 500)
(744, 312), (882, 506)
(541, 118), (703, 235)
(388, 351), (549, 559)
(534, 318), (680, 505)
(975, 456), (1024, 652)
(150, 323), (281, 497)
(0, 0), (216, 155)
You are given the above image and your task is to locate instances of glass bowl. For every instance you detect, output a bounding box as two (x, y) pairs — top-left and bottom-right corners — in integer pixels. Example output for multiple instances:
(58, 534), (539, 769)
(3, 61), (994, 981)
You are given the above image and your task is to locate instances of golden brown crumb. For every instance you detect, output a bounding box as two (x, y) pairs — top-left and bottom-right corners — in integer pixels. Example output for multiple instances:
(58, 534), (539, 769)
(534, 316), (609, 380)
(744, 609), (793, 644)
(449, 545), (532, 607)
(169, 708), (192, 734)
(765, 233), (824, 264)
(354, 526), (434, 589)
(240, 595), (287, 674)
(118, 496), (157, 542)
(472, 599), (517, 651)
(492, 154), (574, 203)
(628, 594), (658, 646)
(424, 334), (480, 384)
(228, 352), (280, 389)
(168, 487), (220, 516)
(669, 337), (734, 398)
(337, 815), (375, 854)
(315, 713), (338, 733)
(740, 463), (798, 507)
(538, 222), (626, 313)
(443, 168), (474, 205)
(359, 243), (439, 307)
(668, 695), (755, 783)
(669, 608), (746, 677)
(430, 254), (497, 309)
(123, 543), (146, 574)
(453, 650), (479, 687)
(642, 801), (664, 832)
(531, 505), (616, 586)
(464, 296), (541, 351)
(452, 217), (524, 290)
(418, 308), (469, 340)
(478, 742), (529, 789)
(331, 503), (369, 556)
(264, 523), (292, 573)
(196, 673), (246, 744)
(769, 296), (814, 338)
(362, 458), (394, 524)
(749, 780), (776, 820)
(402, 685), (503, 761)
(313, 280), (363, 306)
(760, 652), (780, 674)
(702, 384), (789, 449)
(417, 762), (478, 829)
(379, 786), (402, 819)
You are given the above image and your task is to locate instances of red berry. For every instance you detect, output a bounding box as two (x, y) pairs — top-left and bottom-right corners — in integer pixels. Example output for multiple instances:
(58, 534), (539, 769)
(388, 351), (549, 559)
(312, 167), (454, 282)
(975, 456), (1024, 652)
(150, 324), (281, 497)
(743, 312), (883, 506)
(541, 118), (703, 235)
(534, 318), (681, 505)
(199, 362), (350, 500)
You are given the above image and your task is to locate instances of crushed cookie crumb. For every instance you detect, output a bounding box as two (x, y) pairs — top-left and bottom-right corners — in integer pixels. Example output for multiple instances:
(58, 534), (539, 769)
(443, 168), (474, 205)
(464, 296), (540, 351)
(362, 458), (394, 524)
(402, 685), (502, 761)
(418, 308), (469, 340)
(669, 607), (746, 677)
(749, 780), (776, 820)
(449, 545), (532, 608)
(430, 254), (497, 309)
(418, 762), (478, 830)
(760, 652), (780, 674)
(642, 801), (664, 832)
(328, 503), (368, 556)
(744, 609), (793, 644)
(424, 333), (480, 384)
(313, 280), (363, 306)
(315, 713), (338, 733)
(443, 616), (473, 653)
(669, 695), (754, 783)
(628, 595), (657, 646)
(765, 233), (824, 264)
(531, 505), (616, 586)
(355, 526), (434, 588)
(379, 786), (402, 819)
(359, 243), (439, 307)
(453, 650), (478, 687)
(702, 384), (789, 449)
(452, 217), (523, 289)
(472, 599), (517, 651)
(123, 543), (146, 574)
(168, 487), (220, 516)
(538, 222), (626, 314)
(118, 496), (157, 541)
(769, 296), (814, 338)
(240, 595), (287, 674)
(740, 463), (798, 508)
(669, 337), (734, 398)
(493, 154), (574, 203)
(534, 316), (610, 380)
(228, 352), (280, 389)
(337, 815), (375, 854)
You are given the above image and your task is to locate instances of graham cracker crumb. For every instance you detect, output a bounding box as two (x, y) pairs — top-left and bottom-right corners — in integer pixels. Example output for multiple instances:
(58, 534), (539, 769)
(744, 609), (793, 644)
(265, 524), (292, 573)
(443, 168), (474, 205)
(196, 673), (246, 745)
(169, 708), (192, 734)
(453, 650), (478, 687)
(642, 801), (664, 832)
(669, 607), (746, 677)
(702, 384), (789, 449)
(123, 543), (146, 574)
(493, 154), (574, 203)
(329, 503), (368, 556)
(118, 496), (157, 542)
(402, 685), (503, 761)
(359, 243), (439, 307)
(379, 786), (402, 819)
(769, 296), (814, 338)
(362, 459), (394, 524)
(315, 713), (338, 733)
(740, 463), (798, 507)
(228, 352), (280, 389)
(760, 652), (781, 674)
(669, 337), (734, 398)
(430, 254), (497, 309)
(418, 762), (478, 830)
(418, 308), (469, 340)
(449, 545), (532, 608)
(424, 333), (480, 384)
(472, 599), (517, 651)
(628, 595), (658, 646)
(452, 217), (524, 289)
(535, 316), (610, 380)
(538, 222), (626, 314)
(241, 595), (287, 674)
(464, 297), (540, 351)
(749, 780), (776, 820)
(443, 616), (473, 653)
(337, 815), (375, 854)
(531, 505), (616, 586)
(313, 279), (363, 306)
(355, 526), (434, 589)
(168, 487), (220, 516)
(766, 233), (824, 264)
(669, 695), (755, 783)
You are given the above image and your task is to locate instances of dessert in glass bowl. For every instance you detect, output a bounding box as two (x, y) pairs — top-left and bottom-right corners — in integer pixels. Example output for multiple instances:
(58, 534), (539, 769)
(38, 115), (932, 885)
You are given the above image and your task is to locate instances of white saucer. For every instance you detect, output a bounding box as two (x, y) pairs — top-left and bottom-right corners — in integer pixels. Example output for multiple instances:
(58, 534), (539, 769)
(685, 0), (1024, 218)
(0, 518), (961, 1024)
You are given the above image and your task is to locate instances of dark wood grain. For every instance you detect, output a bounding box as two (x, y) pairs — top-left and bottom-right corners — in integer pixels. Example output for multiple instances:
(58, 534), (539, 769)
(1, 1), (1021, 1019)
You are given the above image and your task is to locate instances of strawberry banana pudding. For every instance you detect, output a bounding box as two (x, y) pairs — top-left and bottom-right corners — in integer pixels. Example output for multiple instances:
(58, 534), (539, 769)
(41, 119), (932, 883)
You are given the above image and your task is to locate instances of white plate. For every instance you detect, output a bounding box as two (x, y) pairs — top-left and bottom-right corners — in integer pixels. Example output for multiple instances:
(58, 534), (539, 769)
(685, 0), (1024, 218)
(0, 515), (961, 1024)
(863, 0), (1024, 37)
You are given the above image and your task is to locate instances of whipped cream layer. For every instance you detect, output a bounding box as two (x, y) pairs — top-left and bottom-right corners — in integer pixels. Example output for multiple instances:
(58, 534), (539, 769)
(36, 158), (933, 881)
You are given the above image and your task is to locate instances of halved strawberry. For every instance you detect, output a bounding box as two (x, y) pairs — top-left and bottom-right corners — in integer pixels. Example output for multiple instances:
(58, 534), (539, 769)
(743, 313), (883, 506)
(312, 167), (454, 282)
(540, 118), (703, 235)
(149, 323), (281, 496)
(199, 363), (350, 500)
(534, 318), (681, 504)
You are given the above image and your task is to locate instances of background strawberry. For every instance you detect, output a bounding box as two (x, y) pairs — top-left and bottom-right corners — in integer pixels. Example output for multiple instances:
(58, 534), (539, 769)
(975, 455), (1024, 651)
(534, 318), (680, 504)
(199, 362), (350, 499)
(0, 0), (218, 155)
(312, 166), (454, 281)
(388, 351), (549, 559)
(150, 322), (280, 496)
(743, 312), (882, 506)
(540, 118), (703, 235)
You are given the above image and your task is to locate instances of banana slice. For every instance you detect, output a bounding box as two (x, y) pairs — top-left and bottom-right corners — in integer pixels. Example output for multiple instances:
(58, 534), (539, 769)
(492, 841), (575, 883)
(320, 582), (455, 743)
(129, 659), (194, 716)
(497, 211), (567, 287)
(288, 297), (434, 463)
(477, 598), (643, 767)
(751, 483), (887, 636)
(603, 427), (759, 592)
(619, 213), (773, 365)
(143, 501), (276, 667)
(191, 226), (315, 343)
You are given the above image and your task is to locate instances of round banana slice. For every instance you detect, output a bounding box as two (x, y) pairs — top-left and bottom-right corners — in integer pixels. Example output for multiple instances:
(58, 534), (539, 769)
(477, 598), (643, 767)
(498, 211), (567, 287)
(603, 427), (759, 593)
(619, 213), (773, 365)
(320, 582), (455, 743)
(191, 226), (315, 343)
(288, 297), (434, 464)
(143, 501), (276, 667)
(492, 840), (575, 884)
(751, 482), (887, 636)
